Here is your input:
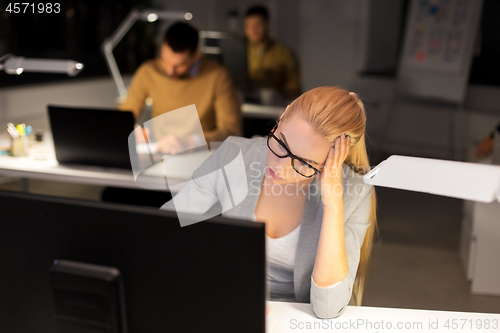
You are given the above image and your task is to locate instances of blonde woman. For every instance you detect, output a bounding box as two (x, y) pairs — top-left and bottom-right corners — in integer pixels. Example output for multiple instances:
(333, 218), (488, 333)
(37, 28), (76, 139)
(161, 86), (377, 319)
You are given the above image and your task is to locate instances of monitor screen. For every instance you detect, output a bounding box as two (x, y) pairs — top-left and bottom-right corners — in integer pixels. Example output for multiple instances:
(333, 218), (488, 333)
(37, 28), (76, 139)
(0, 190), (266, 333)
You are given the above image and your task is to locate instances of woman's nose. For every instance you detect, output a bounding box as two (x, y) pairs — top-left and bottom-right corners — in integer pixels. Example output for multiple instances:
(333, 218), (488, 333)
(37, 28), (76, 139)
(274, 157), (291, 175)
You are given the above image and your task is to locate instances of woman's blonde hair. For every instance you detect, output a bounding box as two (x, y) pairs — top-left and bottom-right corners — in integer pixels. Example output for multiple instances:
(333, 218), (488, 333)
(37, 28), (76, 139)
(281, 86), (378, 306)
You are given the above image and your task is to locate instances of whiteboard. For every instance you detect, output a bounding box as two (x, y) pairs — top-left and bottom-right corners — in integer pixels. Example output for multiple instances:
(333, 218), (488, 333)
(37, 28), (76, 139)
(397, 0), (483, 103)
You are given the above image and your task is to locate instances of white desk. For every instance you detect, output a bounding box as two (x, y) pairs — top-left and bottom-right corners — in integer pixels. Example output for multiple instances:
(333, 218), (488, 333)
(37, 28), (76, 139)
(0, 129), (209, 192)
(460, 144), (500, 296)
(0, 103), (280, 192)
(268, 301), (500, 332)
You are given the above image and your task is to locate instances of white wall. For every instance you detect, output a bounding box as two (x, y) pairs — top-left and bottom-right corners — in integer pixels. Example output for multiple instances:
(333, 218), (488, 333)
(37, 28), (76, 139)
(292, 0), (500, 160)
(0, 77), (122, 126)
(298, 0), (368, 90)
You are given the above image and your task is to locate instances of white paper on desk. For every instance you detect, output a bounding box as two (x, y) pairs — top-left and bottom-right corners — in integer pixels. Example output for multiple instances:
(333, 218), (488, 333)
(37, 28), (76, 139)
(364, 155), (500, 203)
(266, 312), (277, 333)
(136, 142), (157, 155)
(147, 150), (210, 179)
(129, 105), (207, 188)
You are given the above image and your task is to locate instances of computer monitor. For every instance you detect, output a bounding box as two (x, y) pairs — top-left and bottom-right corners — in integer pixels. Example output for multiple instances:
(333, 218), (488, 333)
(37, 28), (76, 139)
(0, 190), (266, 333)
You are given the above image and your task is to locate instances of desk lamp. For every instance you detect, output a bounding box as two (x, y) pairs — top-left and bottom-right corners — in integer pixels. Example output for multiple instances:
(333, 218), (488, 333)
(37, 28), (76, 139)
(364, 155), (500, 203)
(101, 8), (192, 99)
(0, 54), (84, 76)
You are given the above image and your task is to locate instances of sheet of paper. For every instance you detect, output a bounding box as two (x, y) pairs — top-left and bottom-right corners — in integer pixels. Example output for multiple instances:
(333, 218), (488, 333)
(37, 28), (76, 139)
(136, 142), (157, 155)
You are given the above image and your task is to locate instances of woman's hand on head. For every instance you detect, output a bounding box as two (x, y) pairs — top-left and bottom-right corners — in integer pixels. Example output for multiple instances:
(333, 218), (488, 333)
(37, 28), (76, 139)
(317, 134), (351, 207)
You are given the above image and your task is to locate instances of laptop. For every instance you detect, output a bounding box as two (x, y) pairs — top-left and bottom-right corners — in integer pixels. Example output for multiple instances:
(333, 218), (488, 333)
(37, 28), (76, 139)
(48, 105), (137, 169)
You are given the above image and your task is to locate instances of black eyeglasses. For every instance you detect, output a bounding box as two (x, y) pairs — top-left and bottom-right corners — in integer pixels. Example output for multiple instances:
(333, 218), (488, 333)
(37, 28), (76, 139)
(267, 122), (324, 178)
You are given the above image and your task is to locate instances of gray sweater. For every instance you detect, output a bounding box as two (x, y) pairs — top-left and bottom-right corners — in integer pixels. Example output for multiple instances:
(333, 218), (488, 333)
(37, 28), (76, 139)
(160, 136), (373, 318)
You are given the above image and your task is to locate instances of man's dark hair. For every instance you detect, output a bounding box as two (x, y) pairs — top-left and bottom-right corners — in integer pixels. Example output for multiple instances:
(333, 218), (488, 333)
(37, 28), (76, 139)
(163, 22), (199, 54)
(245, 5), (269, 21)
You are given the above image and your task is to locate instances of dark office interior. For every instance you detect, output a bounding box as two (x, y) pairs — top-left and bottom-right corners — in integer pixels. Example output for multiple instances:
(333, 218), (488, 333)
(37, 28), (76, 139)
(1, 0), (500, 331)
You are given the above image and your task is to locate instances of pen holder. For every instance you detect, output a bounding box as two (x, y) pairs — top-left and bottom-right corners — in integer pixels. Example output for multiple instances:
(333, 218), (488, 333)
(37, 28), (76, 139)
(11, 136), (29, 157)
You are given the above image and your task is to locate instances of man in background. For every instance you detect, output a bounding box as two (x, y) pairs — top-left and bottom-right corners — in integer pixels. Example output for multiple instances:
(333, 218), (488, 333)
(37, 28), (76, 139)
(120, 22), (241, 153)
(244, 5), (300, 101)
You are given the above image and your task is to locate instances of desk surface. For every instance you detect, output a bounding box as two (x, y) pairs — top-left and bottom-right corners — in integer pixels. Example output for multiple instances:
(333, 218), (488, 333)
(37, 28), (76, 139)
(267, 301), (500, 332)
(0, 106), (279, 191)
(0, 128), (209, 191)
(0, 102), (280, 190)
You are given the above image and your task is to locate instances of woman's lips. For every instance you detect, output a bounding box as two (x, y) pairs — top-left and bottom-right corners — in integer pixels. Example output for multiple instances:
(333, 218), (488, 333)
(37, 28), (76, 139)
(269, 168), (283, 180)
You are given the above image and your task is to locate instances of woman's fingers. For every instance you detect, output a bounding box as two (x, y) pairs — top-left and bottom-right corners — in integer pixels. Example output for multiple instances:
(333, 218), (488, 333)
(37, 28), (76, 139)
(324, 134), (352, 180)
(344, 134), (351, 161)
(333, 134), (351, 166)
(332, 136), (341, 167)
(339, 134), (347, 163)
